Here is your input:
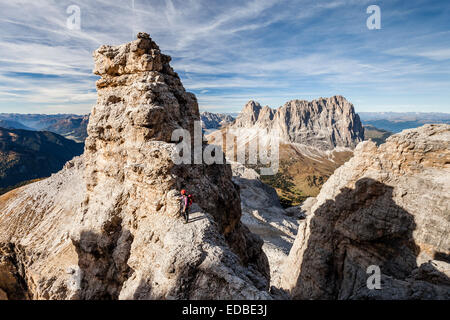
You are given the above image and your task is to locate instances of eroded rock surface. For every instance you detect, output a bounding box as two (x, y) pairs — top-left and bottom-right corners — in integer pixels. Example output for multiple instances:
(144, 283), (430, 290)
(231, 163), (300, 286)
(279, 124), (450, 299)
(0, 33), (270, 300)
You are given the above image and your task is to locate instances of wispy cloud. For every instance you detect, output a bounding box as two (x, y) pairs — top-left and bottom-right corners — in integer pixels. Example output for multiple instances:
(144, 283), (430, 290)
(0, 0), (449, 114)
(386, 47), (450, 61)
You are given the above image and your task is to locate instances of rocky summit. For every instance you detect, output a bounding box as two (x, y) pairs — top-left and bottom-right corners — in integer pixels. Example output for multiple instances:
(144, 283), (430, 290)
(231, 96), (364, 150)
(0, 33), (270, 300)
(278, 124), (450, 299)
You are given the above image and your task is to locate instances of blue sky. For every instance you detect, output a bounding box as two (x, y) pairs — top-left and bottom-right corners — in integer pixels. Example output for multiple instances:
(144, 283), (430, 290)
(0, 0), (449, 114)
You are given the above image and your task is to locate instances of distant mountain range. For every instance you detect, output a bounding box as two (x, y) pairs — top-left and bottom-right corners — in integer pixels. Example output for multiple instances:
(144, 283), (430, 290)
(0, 128), (84, 194)
(0, 119), (33, 130)
(2, 111), (447, 140)
(0, 114), (89, 142)
(358, 112), (450, 121)
(44, 116), (89, 142)
(200, 111), (235, 130)
(359, 112), (450, 133)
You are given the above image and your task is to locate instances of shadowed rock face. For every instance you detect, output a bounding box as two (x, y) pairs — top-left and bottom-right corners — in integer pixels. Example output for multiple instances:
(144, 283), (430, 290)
(0, 33), (270, 300)
(279, 124), (450, 299)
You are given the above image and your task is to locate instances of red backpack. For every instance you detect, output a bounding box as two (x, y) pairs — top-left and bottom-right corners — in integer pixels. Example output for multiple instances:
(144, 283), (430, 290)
(187, 194), (193, 206)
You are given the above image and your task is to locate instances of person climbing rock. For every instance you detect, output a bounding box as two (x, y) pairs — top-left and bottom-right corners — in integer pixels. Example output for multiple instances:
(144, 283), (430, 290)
(180, 189), (193, 223)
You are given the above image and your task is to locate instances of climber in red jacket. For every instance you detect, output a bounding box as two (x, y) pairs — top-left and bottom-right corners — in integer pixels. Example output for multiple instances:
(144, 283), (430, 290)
(180, 189), (193, 223)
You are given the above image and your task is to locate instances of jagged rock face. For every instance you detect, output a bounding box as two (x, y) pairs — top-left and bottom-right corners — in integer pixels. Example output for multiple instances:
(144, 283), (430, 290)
(232, 96), (364, 150)
(233, 101), (275, 130)
(0, 33), (270, 300)
(279, 124), (450, 299)
(90, 32), (198, 144)
(0, 157), (86, 300)
(200, 112), (234, 130)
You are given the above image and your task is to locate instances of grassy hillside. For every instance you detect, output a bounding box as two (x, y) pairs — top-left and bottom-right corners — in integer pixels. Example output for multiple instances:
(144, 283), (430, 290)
(261, 144), (353, 207)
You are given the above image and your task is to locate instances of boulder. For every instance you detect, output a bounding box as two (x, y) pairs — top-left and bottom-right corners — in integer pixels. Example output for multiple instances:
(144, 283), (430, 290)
(279, 124), (450, 299)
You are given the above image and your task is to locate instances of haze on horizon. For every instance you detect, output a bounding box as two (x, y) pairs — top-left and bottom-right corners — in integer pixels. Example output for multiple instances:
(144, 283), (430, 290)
(0, 0), (449, 115)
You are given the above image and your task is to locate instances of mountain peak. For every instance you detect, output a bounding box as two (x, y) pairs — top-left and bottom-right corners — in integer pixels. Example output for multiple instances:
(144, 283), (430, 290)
(231, 96), (364, 150)
(233, 100), (264, 127)
(88, 32), (199, 145)
(243, 100), (263, 114)
(93, 33), (166, 77)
